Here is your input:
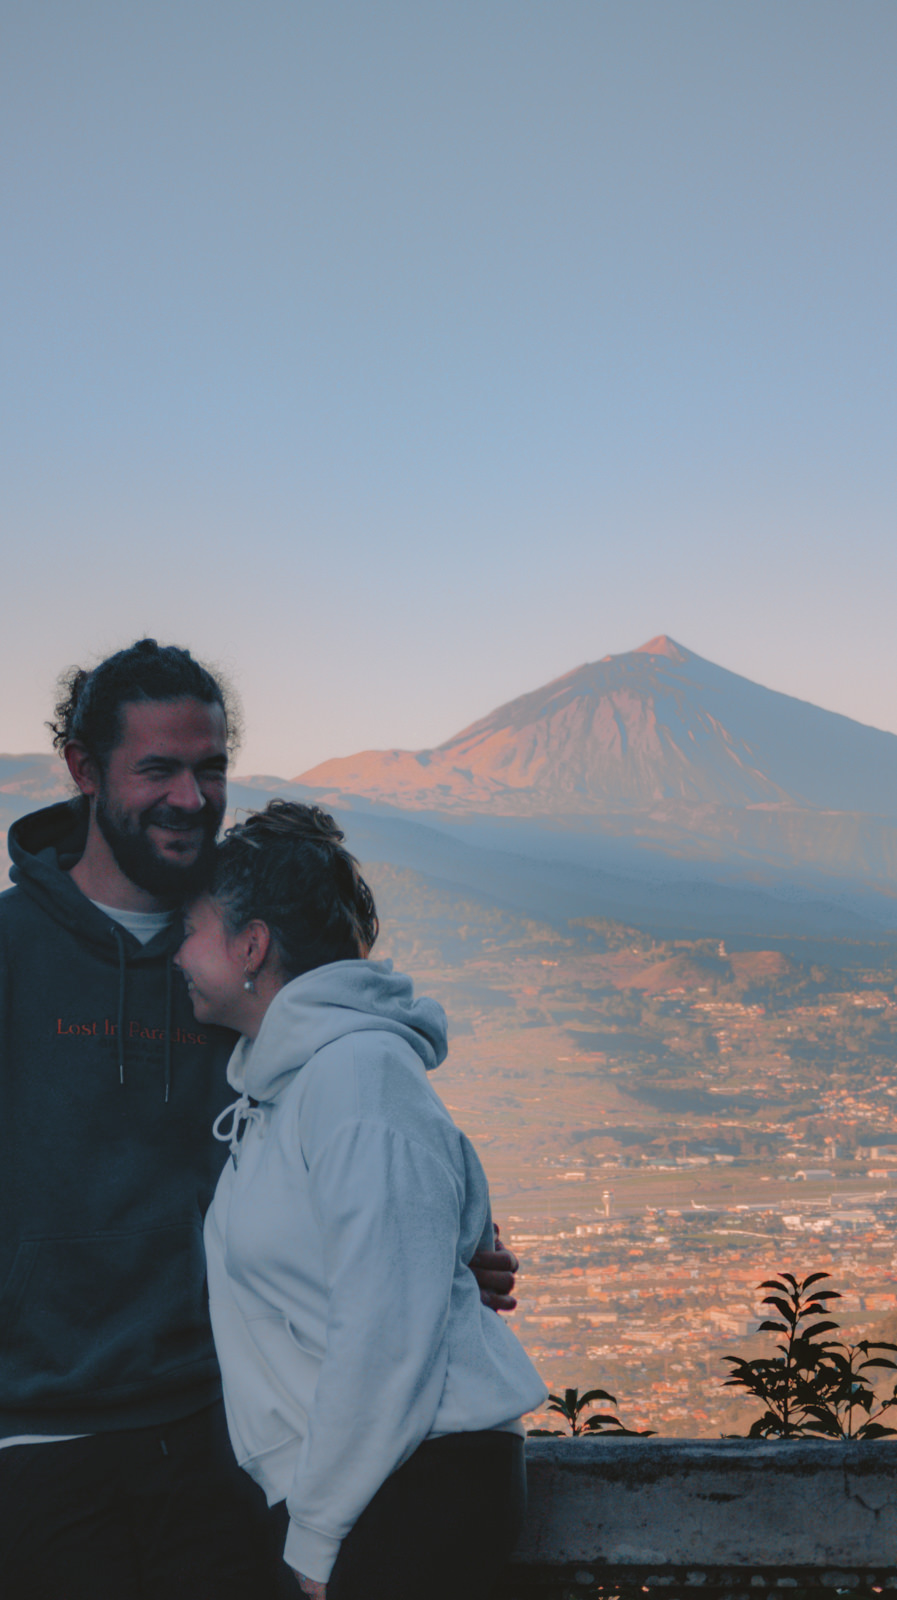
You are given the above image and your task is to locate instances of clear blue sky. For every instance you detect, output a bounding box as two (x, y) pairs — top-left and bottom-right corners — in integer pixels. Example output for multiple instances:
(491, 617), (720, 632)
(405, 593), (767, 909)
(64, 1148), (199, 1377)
(2, 1), (895, 775)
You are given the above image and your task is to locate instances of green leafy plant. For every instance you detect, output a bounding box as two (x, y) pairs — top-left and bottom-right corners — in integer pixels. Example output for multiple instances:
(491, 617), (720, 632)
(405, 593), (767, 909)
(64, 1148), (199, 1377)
(802, 1339), (897, 1440)
(528, 1385), (654, 1438)
(722, 1271), (897, 1439)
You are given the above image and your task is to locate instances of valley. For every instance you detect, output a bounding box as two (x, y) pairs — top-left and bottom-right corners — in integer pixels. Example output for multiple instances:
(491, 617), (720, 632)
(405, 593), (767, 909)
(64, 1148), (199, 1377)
(368, 863), (897, 1435)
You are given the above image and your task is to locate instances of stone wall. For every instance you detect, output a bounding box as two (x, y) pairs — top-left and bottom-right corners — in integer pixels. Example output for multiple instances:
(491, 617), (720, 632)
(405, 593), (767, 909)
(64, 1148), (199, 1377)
(494, 1439), (897, 1599)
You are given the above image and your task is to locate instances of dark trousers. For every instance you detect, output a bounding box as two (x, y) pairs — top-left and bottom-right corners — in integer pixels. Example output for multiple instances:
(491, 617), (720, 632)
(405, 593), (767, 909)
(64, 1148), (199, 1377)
(0, 1401), (296, 1600)
(273, 1428), (527, 1600)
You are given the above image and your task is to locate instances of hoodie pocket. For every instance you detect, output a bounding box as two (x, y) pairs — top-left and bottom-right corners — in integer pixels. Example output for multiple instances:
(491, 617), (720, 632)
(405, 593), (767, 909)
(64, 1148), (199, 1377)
(0, 1225), (214, 1409)
(0, 1243), (41, 1334)
(217, 1312), (317, 1468)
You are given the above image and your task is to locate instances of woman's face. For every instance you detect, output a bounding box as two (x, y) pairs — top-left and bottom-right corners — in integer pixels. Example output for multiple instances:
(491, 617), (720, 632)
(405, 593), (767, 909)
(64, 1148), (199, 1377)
(176, 893), (248, 1029)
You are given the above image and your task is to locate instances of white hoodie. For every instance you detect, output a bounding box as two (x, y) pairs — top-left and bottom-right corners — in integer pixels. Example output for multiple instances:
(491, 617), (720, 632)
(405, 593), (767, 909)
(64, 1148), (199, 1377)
(203, 959), (547, 1583)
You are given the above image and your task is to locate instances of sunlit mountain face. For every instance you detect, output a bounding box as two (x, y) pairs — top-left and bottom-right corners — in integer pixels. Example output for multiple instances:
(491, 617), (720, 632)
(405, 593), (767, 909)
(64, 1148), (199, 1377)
(293, 636), (897, 819)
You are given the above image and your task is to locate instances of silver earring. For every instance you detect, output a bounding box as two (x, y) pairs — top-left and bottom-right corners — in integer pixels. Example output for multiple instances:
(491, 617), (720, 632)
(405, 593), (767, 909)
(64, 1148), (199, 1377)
(243, 974), (256, 994)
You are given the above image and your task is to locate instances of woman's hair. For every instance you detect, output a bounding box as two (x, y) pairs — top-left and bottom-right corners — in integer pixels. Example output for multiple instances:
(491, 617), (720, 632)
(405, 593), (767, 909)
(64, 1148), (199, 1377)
(48, 637), (242, 767)
(212, 800), (379, 979)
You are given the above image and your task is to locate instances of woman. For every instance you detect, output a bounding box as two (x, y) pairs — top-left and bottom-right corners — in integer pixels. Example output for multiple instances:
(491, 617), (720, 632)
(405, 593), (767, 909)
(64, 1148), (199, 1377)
(176, 801), (546, 1599)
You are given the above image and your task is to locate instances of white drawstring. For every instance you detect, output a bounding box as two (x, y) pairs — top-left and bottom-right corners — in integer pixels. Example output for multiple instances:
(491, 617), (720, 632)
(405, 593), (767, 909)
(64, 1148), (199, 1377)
(212, 1095), (264, 1166)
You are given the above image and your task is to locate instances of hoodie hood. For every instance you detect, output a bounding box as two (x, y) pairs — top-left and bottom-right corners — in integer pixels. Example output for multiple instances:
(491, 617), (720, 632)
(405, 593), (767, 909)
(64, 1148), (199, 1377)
(7, 799), (192, 1100)
(227, 959), (449, 1102)
(8, 798), (182, 961)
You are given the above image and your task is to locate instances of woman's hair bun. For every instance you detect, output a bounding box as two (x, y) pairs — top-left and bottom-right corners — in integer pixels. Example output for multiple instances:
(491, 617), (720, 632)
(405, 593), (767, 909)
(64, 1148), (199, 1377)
(214, 799), (378, 976)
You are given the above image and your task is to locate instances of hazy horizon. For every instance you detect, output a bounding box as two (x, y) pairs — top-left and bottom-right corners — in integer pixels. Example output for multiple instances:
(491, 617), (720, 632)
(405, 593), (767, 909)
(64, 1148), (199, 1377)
(3, 2), (896, 775)
(5, 628), (897, 778)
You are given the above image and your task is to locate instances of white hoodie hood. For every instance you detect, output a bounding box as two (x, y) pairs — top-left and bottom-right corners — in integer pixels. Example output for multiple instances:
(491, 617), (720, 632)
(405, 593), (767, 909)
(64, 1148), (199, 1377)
(226, 958), (448, 1102)
(204, 958), (546, 1584)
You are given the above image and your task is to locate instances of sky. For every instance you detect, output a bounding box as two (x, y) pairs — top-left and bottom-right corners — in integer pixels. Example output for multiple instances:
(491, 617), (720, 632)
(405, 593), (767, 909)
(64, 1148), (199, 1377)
(2, 1), (896, 776)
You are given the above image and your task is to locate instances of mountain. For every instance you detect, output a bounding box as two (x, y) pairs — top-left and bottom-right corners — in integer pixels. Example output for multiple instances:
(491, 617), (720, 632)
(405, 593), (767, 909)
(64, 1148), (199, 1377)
(286, 638), (897, 913)
(294, 636), (897, 819)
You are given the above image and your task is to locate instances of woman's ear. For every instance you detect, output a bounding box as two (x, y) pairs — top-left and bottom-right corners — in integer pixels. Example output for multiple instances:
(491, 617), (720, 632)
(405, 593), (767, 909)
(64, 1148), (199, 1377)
(244, 919), (273, 973)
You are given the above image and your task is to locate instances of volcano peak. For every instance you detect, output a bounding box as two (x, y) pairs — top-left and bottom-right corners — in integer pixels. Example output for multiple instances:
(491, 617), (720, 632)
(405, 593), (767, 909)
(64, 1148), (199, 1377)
(294, 636), (897, 822)
(633, 634), (689, 662)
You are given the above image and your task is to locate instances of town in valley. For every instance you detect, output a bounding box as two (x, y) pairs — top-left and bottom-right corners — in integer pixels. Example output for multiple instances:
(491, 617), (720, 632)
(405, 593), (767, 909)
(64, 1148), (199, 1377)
(371, 863), (897, 1436)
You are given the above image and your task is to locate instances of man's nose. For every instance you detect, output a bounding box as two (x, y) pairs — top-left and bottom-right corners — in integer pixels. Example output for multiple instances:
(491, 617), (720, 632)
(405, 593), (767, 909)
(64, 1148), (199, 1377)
(166, 770), (205, 811)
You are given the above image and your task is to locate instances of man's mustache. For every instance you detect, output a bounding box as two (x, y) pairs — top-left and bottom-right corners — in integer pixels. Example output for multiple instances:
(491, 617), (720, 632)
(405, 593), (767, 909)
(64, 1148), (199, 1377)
(140, 803), (221, 835)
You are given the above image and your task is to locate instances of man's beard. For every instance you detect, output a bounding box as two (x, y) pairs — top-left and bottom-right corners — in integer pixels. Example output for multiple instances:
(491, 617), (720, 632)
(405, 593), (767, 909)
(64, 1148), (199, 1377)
(95, 791), (222, 902)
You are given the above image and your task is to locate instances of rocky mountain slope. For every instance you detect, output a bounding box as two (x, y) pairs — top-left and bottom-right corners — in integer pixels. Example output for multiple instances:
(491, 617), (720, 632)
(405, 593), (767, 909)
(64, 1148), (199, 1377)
(295, 636), (897, 818)
(288, 637), (897, 904)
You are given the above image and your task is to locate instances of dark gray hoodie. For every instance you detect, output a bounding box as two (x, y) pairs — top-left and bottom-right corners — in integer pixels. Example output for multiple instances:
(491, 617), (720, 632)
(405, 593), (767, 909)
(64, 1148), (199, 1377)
(0, 799), (235, 1436)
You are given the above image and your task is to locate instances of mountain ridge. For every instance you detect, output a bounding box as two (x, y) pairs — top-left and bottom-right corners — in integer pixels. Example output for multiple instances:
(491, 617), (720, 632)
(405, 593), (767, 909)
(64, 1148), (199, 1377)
(294, 636), (897, 819)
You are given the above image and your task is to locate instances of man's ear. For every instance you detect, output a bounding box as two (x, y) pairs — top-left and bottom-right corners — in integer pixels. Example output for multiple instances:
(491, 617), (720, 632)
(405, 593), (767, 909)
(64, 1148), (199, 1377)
(64, 741), (102, 798)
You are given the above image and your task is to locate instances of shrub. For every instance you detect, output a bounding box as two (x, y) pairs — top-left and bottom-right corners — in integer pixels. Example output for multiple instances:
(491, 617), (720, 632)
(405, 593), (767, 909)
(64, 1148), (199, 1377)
(528, 1386), (654, 1438)
(722, 1271), (897, 1439)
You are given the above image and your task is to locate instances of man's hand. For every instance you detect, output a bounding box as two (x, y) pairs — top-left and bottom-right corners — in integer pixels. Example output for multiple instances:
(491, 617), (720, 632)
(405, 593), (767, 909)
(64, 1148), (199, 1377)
(292, 1572), (326, 1599)
(470, 1222), (519, 1312)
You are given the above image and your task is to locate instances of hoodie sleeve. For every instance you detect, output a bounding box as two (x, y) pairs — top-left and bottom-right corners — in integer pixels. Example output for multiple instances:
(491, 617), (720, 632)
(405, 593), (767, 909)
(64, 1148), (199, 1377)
(281, 1114), (465, 1583)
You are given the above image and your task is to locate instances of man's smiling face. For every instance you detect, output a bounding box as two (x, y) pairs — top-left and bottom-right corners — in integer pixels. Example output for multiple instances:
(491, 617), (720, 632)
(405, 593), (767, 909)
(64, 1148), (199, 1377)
(94, 697), (229, 900)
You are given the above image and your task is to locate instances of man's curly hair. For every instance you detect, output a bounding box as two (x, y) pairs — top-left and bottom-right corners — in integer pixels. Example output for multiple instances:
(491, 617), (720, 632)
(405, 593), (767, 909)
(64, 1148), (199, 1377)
(48, 638), (242, 768)
(212, 801), (378, 978)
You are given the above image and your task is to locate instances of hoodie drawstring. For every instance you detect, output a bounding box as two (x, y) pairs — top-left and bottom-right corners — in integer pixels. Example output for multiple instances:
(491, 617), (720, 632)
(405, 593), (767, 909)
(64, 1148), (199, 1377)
(164, 957), (173, 1104)
(110, 924), (174, 1103)
(112, 926), (127, 1087)
(213, 1096), (264, 1167)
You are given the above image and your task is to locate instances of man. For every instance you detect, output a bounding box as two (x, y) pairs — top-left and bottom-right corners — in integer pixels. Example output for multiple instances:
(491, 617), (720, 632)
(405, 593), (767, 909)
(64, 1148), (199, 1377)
(0, 639), (518, 1600)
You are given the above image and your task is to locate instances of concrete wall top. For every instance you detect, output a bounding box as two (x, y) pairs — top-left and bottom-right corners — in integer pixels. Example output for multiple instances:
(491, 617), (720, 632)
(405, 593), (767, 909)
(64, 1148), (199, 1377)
(514, 1438), (897, 1569)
